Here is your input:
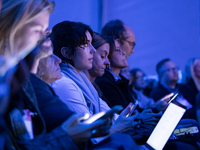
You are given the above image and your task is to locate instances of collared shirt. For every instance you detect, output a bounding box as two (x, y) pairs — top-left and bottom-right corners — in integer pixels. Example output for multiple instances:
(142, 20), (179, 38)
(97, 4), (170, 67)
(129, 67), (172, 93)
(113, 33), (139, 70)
(160, 82), (179, 94)
(106, 69), (122, 81)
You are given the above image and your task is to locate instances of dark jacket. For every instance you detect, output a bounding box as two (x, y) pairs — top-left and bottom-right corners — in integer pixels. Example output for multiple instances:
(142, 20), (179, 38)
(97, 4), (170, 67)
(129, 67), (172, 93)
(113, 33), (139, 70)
(95, 70), (148, 113)
(30, 74), (74, 133)
(0, 115), (13, 150)
(150, 82), (197, 120)
(186, 78), (199, 96)
(5, 75), (78, 150)
(95, 70), (135, 109)
(196, 92), (200, 109)
(150, 82), (196, 106)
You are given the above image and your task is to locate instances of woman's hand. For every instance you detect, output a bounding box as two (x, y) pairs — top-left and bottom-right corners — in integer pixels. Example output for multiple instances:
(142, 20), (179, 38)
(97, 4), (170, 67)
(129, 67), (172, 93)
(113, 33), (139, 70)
(110, 103), (140, 134)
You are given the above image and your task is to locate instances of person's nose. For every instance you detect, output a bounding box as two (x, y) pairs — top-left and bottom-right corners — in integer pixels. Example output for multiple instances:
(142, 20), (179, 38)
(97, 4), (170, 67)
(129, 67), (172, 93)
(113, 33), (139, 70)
(104, 58), (110, 66)
(131, 47), (135, 53)
(121, 49), (126, 55)
(54, 55), (61, 65)
(90, 45), (96, 54)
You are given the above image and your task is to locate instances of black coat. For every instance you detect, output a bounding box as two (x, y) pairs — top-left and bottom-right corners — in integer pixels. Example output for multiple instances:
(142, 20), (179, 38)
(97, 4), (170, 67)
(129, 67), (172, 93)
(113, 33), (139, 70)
(186, 78), (199, 96)
(150, 82), (196, 106)
(150, 82), (197, 120)
(30, 74), (74, 133)
(95, 70), (149, 113)
(95, 70), (134, 109)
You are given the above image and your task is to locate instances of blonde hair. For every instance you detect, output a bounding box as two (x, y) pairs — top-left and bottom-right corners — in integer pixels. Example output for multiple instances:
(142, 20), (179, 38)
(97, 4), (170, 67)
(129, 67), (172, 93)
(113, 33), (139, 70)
(0, 0), (55, 57)
(185, 58), (200, 91)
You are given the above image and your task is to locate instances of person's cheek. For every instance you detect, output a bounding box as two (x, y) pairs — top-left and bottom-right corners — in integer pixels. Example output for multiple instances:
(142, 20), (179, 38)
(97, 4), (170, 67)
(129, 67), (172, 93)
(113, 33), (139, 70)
(24, 32), (36, 51)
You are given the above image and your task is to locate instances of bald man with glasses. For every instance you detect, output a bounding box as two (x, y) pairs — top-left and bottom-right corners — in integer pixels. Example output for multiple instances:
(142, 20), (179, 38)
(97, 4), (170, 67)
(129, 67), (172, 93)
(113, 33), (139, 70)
(101, 19), (136, 59)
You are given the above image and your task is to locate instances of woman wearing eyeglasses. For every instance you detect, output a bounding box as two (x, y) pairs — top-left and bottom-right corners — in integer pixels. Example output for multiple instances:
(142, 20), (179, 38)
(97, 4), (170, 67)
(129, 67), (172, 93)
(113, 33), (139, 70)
(95, 37), (134, 109)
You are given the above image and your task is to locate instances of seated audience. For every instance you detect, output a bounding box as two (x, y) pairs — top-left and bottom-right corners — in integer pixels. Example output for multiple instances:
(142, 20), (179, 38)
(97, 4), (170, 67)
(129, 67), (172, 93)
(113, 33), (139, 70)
(50, 21), (141, 136)
(1, 0), (108, 149)
(97, 19), (200, 148)
(51, 21), (157, 146)
(129, 68), (155, 109)
(87, 31), (200, 150)
(7, 41), (82, 149)
(185, 58), (200, 95)
(95, 36), (136, 109)
(83, 32), (112, 107)
(35, 21), (138, 149)
(96, 27), (166, 114)
(100, 19), (170, 113)
(0, 0), (80, 149)
(150, 58), (197, 120)
(85, 33), (163, 145)
(94, 35), (166, 133)
(31, 38), (121, 149)
(51, 21), (170, 145)
(1, 0), (199, 148)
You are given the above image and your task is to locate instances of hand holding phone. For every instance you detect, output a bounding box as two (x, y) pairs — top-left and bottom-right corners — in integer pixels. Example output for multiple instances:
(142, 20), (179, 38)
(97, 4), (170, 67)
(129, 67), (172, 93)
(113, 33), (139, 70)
(168, 93), (179, 103)
(126, 101), (138, 117)
(83, 105), (123, 124)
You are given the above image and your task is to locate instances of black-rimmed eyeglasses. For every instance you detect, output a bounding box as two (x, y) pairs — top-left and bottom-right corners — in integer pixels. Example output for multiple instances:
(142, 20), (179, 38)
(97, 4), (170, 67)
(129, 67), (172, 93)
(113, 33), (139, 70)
(123, 40), (136, 48)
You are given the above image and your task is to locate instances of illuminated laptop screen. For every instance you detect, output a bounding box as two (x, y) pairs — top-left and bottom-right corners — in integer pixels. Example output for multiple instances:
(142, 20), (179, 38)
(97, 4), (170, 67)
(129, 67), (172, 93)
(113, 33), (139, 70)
(146, 103), (186, 150)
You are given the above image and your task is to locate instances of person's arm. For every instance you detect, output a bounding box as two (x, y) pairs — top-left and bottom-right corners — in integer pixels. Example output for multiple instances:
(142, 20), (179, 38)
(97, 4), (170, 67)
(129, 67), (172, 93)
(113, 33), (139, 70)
(99, 98), (111, 112)
(51, 76), (91, 115)
(18, 113), (108, 150)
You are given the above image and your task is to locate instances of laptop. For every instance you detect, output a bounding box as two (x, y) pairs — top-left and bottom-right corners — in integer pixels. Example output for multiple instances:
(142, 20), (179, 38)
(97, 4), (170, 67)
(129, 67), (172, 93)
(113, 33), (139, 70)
(145, 102), (186, 150)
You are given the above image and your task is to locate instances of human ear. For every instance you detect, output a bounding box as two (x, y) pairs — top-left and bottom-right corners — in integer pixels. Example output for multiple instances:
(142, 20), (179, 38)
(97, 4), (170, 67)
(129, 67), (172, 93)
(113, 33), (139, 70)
(61, 47), (71, 59)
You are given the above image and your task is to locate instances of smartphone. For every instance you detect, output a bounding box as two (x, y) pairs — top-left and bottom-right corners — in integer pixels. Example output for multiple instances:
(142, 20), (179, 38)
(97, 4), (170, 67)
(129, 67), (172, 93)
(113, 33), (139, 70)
(126, 101), (138, 117)
(174, 126), (199, 136)
(83, 105), (123, 124)
(168, 93), (179, 103)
